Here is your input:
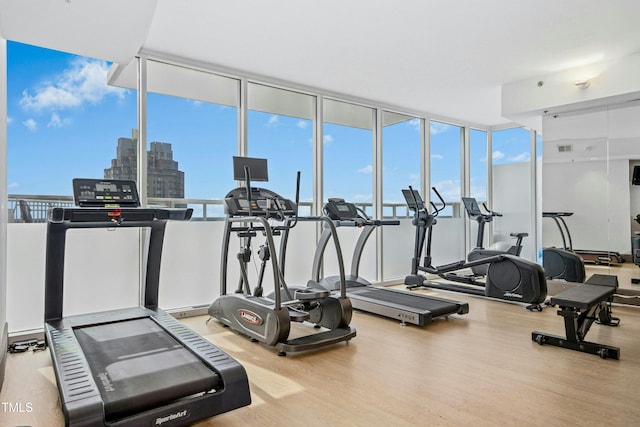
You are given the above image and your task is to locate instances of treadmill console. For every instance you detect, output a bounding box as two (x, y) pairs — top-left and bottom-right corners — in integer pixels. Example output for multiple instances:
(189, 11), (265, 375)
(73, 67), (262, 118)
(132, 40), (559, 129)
(224, 187), (296, 218)
(53, 178), (192, 223)
(324, 199), (360, 221)
(73, 178), (140, 207)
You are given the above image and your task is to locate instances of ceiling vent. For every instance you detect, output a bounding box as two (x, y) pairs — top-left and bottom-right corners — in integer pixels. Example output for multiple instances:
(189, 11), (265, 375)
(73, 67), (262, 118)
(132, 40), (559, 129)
(557, 144), (573, 153)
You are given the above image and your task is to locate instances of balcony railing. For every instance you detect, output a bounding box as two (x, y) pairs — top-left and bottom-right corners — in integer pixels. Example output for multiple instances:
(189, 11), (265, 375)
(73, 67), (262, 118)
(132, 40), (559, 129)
(8, 195), (462, 223)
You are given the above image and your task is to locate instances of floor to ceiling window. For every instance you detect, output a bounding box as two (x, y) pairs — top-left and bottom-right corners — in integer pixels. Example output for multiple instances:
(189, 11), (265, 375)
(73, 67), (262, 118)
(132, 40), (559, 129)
(491, 127), (535, 260)
(6, 41), (138, 331)
(247, 83), (315, 285)
(323, 99), (376, 279)
(381, 111), (422, 279)
(144, 59), (240, 309)
(429, 120), (465, 264)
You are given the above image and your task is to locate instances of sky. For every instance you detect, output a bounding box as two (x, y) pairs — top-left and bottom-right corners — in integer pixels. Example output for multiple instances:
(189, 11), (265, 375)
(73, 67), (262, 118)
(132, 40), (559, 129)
(6, 41), (533, 210)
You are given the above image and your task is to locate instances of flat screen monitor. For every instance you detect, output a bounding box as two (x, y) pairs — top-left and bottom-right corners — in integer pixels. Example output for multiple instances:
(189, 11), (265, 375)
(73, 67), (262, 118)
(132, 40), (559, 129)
(633, 165), (640, 185)
(233, 156), (269, 182)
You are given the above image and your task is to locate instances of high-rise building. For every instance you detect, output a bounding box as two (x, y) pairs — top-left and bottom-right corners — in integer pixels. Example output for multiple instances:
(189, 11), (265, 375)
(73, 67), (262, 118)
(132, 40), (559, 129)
(104, 132), (184, 198)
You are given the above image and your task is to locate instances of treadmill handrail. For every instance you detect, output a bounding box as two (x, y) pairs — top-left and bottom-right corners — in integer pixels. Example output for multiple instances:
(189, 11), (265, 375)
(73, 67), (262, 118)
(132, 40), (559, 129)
(44, 207), (192, 322)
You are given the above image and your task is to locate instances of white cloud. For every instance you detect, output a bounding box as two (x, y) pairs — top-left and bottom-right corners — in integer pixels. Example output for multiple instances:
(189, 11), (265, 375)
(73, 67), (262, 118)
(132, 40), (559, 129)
(8, 182), (20, 189)
(492, 150), (505, 160)
(431, 179), (461, 201)
(23, 118), (37, 132)
(509, 152), (530, 162)
(7, 116), (13, 124)
(357, 164), (372, 174)
(407, 118), (420, 131)
(47, 113), (70, 128)
(431, 153), (444, 160)
(430, 121), (450, 134)
(266, 115), (279, 127)
(323, 134), (334, 144)
(19, 57), (126, 112)
(297, 120), (308, 129)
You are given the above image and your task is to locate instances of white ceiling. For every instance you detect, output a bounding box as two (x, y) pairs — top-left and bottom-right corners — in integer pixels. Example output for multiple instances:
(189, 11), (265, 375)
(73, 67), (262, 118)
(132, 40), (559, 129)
(2, 0), (640, 127)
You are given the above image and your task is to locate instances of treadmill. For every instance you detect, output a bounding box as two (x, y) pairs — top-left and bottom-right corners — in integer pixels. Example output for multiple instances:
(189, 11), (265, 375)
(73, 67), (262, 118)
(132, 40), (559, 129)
(543, 212), (625, 265)
(305, 199), (468, 326)
(45, 179), (251, 427)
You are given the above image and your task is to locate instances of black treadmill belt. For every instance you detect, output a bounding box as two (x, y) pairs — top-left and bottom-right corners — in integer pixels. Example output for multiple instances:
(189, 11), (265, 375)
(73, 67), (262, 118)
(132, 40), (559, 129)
(74, 317), (220, 421)
(348, 287), (460, 317)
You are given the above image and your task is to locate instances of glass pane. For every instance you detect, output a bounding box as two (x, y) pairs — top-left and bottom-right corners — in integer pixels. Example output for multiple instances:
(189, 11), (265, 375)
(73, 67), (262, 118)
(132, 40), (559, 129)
(323, 99), (374, 213)
(144, 60), (239, 219)
(7, 41), (136, 215)
(248, 83), (314, 214)
(491, 127), (534, 261)
(382, 112), (421, 280)
(469, 128), (488, 202)
(144, 60), (240, 310)
(6, 42), (138, 331)
(323, 99), (375, 280)
(429, 120), (464, 264)
(248, 83), (315, 288)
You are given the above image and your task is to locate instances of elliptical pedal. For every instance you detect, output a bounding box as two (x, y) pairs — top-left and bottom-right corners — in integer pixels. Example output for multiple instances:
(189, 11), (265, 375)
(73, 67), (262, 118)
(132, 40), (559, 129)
(287, 306), (310, 322)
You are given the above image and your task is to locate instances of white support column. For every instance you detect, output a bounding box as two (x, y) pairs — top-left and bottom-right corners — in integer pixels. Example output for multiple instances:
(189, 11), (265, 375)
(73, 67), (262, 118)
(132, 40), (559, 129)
(374, 108), (383, 281)
(136, 55), (148, 207)
(238, 78), (248, 157)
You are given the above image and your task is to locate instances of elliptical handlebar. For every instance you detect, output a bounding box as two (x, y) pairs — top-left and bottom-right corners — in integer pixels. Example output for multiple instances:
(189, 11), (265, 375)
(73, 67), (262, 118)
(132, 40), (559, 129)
(278, 170), (301, 231)
(481, 202), (502, 217)
(244, 165), (253, 217)
(430, 187), (446, 216)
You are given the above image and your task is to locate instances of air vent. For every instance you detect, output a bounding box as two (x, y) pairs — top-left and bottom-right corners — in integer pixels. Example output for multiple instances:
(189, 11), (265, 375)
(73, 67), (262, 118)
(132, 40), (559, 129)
(557, 144), (573, 153)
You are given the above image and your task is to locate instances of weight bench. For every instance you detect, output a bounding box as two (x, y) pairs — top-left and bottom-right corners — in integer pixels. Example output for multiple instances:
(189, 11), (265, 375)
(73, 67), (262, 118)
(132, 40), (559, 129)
(532, 274), (620, 359)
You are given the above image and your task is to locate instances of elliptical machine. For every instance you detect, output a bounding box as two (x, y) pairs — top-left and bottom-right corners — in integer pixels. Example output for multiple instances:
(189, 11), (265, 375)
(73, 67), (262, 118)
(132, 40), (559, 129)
(462, 197), (528, 276)
(403, 187), (547, 310)
(208, 157), (356, 356)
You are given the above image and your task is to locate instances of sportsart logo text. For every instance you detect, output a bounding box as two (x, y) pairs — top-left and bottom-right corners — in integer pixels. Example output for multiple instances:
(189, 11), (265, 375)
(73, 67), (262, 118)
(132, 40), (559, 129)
(238, 309), (263, 325)
(154, 409), (189, 425)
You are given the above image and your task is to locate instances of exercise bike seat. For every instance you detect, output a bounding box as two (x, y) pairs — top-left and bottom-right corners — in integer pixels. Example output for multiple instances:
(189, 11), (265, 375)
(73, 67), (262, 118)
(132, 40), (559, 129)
(510, 232), (528, 238)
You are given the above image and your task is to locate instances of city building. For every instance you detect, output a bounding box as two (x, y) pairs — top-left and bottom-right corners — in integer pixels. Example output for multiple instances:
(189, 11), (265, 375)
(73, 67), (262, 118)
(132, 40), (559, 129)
(104, 135), (184, 199)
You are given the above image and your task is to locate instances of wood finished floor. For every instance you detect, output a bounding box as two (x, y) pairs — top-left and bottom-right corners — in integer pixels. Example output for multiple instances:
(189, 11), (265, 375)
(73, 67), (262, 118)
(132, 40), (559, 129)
(2, 263), (640, 426)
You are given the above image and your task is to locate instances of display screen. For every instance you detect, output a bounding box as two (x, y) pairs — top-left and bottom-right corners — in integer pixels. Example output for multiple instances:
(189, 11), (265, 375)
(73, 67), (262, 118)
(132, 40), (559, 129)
(233, 156), (269, 182)
(95, 183), (118, 192)
(72, 178), (140, 207)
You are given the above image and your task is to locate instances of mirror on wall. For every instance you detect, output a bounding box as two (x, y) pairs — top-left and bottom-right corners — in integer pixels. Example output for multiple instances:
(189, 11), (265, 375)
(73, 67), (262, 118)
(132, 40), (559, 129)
(541, 101), (640, 289)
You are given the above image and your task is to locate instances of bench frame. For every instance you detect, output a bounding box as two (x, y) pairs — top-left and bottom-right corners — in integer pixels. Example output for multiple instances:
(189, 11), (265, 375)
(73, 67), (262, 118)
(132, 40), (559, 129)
(532, 274), (620, 359)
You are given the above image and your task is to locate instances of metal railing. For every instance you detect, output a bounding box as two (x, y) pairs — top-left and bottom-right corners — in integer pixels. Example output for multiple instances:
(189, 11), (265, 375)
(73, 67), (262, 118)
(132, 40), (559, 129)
(8, 195), (463, 223)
